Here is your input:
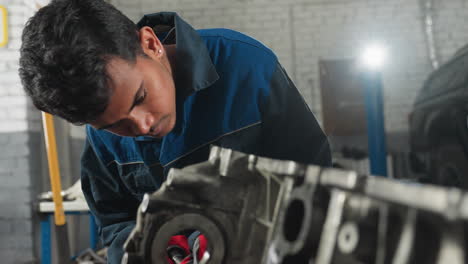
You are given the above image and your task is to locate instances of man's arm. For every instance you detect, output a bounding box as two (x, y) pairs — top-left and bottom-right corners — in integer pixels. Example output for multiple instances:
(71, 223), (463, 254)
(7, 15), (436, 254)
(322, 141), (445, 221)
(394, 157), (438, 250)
(81, 138), (140, 263)
(260, 63), (332, 166)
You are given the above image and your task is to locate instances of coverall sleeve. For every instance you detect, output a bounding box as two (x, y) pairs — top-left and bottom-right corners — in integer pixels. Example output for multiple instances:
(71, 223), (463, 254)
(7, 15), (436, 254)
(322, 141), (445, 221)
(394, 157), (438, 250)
(81, 138), (140, 263)
(260, 63), (332, 166)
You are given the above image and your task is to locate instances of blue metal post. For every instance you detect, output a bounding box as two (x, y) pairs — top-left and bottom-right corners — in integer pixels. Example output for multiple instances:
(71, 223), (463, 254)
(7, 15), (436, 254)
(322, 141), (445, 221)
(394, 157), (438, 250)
(40, 215), (52, 264)
(89, 213), (98, 249)
(362, 71), (388, 176)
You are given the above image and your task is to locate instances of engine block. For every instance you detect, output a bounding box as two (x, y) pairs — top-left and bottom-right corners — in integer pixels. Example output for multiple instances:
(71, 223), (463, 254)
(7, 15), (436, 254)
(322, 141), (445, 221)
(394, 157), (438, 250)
(122, 146), (468, 264)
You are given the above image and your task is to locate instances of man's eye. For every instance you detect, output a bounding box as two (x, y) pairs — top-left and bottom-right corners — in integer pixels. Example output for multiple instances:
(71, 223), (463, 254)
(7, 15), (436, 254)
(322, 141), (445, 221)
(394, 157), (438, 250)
(135, 89), (147, 105)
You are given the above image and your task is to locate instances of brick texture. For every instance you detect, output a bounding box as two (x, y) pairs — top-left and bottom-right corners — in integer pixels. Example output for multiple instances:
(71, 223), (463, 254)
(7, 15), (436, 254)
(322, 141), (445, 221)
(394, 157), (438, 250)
(0, 0), (35, 262)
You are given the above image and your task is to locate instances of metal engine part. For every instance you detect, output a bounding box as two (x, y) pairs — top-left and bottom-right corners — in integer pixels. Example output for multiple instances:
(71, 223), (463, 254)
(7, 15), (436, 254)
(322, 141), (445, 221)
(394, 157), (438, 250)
(122, 146), (300, 264)
(123, 146), (468, 264)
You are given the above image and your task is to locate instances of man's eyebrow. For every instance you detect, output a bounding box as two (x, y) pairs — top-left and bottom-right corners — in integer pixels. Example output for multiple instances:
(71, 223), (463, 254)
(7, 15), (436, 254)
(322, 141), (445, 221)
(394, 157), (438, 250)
(97, 81), (144, 130)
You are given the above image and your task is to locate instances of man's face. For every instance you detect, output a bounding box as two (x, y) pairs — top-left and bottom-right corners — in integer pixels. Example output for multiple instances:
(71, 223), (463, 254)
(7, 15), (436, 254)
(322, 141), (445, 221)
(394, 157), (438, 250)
(91, 27), (176, 138)
(91, 56), (176, 137)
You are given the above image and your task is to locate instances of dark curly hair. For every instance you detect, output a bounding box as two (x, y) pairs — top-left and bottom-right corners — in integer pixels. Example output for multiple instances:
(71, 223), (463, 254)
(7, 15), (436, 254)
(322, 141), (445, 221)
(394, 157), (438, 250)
(19, 0), (144, 124)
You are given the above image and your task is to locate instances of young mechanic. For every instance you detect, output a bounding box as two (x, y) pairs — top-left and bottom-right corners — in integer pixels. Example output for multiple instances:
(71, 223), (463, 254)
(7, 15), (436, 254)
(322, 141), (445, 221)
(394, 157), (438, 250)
(19, 0), (331, 262)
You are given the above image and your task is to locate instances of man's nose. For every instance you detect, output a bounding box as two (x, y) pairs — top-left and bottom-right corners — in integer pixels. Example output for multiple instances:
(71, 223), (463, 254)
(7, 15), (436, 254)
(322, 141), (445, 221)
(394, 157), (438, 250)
(130, 111), (153, 136)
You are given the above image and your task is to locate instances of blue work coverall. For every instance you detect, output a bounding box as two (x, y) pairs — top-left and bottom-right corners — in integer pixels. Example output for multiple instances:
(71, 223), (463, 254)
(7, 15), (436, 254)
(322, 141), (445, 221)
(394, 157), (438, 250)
(81, 12), (331, 263)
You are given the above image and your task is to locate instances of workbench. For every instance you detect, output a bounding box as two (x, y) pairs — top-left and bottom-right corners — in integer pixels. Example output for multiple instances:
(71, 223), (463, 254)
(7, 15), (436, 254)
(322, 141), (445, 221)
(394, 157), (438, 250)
(39, 200), (98, 264)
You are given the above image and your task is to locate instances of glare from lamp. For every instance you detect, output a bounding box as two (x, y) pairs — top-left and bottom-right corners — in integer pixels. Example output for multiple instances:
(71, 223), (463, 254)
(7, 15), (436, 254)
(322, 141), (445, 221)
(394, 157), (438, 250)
(360, 43), (387, 70)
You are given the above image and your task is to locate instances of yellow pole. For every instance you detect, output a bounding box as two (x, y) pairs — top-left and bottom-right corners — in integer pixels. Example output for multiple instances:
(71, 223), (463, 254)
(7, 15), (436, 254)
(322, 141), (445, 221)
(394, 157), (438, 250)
(0, 6), (8, 48)
(41, 112), (66, 226)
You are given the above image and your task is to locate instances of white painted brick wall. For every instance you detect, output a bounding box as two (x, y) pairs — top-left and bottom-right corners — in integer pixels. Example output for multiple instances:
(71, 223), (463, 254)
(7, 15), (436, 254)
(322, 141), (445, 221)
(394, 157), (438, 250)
(433, 0), (468, 64)
(0, 0), (36, 262)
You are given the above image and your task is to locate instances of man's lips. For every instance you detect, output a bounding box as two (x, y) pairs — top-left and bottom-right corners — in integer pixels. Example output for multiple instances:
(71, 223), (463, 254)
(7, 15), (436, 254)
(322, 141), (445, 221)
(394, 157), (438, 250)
(151, 124), (162, 136)
(148, 116), (167, 137)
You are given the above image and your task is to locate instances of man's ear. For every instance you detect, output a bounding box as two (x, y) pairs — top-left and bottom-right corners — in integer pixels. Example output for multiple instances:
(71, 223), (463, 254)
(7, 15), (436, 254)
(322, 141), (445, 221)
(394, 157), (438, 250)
(138, 26), (164, 59)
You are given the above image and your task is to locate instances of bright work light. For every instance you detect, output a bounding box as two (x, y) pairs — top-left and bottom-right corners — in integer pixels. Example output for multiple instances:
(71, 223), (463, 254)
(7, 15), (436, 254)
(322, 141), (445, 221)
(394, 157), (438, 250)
(360, 43), (387, 70)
